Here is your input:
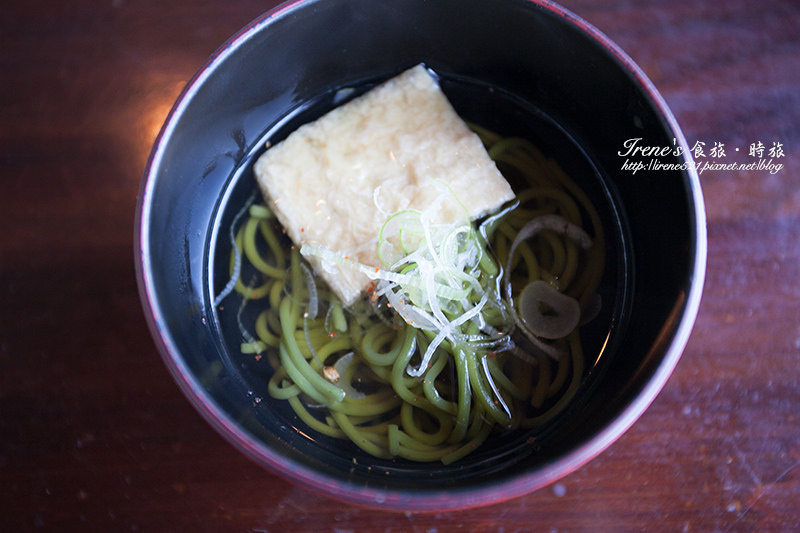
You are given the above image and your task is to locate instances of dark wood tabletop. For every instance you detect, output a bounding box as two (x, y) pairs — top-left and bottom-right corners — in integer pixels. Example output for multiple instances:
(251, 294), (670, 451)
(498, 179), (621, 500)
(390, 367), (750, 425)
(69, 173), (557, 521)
(3, 0), (799, 531)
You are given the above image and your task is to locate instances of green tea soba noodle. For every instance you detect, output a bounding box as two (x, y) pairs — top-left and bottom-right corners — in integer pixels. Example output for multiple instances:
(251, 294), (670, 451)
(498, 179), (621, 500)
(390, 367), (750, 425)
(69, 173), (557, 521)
(217, 128), (604, 464)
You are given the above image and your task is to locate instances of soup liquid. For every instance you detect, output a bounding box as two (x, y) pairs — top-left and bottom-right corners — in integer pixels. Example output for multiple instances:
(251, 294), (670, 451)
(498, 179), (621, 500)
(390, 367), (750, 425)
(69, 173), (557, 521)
(207, 71), (631, 466)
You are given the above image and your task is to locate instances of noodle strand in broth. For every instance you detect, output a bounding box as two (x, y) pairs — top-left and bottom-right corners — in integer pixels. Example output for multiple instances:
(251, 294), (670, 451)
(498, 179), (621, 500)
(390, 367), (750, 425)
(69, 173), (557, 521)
(219, 129), (605, 464)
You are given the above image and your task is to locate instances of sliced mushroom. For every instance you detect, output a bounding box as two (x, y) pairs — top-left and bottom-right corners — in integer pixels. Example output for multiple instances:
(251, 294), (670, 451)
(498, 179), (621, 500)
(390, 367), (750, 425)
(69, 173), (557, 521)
(519, 280), (581, 340)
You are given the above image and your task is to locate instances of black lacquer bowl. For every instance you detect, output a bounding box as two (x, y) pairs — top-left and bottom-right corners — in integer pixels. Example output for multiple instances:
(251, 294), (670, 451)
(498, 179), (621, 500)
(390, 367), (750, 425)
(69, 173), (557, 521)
(135, 0), (706, 511)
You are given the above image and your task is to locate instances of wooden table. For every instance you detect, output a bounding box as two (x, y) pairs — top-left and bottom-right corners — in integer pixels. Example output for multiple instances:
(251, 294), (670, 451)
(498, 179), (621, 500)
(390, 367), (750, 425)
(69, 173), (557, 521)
(3, 0), (798, 530)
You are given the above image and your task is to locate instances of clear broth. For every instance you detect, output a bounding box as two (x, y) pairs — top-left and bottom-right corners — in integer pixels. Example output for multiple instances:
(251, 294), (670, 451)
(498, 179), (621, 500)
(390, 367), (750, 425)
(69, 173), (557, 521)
(206, 70), (631, 469)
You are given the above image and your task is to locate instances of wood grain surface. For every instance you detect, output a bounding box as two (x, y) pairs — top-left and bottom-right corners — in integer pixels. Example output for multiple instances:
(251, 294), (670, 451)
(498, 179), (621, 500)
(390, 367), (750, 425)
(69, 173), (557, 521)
(2, 0), (798, 531)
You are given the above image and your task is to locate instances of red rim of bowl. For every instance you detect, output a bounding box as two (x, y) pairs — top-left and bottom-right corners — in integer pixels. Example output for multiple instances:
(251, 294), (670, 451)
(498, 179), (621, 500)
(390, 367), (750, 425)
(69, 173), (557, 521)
(135, 0), (707, 512)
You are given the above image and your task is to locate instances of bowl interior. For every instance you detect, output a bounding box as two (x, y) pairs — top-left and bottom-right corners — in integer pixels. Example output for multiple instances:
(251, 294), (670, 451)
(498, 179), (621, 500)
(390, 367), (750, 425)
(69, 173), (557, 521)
(136, 0), (705, 510)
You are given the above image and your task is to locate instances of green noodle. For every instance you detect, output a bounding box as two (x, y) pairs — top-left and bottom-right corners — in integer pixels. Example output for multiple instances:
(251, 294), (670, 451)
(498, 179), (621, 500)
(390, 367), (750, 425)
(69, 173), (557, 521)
(220, 129), (606, 464)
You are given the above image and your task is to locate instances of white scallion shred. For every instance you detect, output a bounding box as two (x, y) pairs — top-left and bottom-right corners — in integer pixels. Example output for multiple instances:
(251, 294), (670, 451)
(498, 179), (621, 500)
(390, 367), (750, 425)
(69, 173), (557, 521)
(299, 262), (319, 320)
(302, 206), (513, 378)
(332, 352), (366, 399)
(213, 192), (259, 308)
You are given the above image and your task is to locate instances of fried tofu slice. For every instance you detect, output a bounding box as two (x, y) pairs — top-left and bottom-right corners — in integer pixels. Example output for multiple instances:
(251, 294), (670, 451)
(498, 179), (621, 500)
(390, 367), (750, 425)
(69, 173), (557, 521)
(254, 64), (514, 306)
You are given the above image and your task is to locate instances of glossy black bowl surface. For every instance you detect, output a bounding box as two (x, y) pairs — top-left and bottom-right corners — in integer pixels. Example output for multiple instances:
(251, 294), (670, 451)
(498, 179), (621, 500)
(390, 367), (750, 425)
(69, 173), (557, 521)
(135, 0), (706, 511)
